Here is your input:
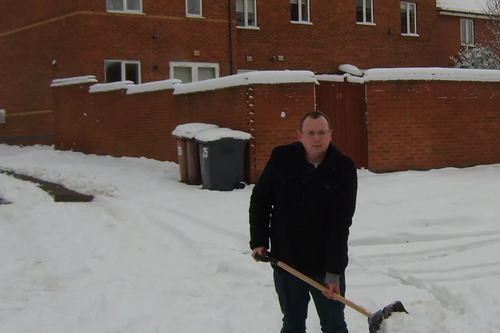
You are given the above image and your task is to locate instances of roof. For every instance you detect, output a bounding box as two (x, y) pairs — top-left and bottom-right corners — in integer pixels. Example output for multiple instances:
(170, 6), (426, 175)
(437, 0), (488, 15)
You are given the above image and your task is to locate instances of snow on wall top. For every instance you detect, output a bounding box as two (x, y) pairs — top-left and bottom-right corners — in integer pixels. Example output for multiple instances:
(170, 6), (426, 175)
(50, 76), (98, 87)
(171, 123), (219, 139)
(89, 81), (134, 93)
(173, 70), (318, 95)
(127, 79), (182, 94)
(316, 74), (365, 84)
(364, 67), (500, 82)
(437, 0), (487, 14)
(194, 128), (251, 142)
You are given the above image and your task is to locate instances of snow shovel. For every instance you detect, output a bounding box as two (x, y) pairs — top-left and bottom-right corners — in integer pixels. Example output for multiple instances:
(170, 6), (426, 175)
(253, 252), (408, 333)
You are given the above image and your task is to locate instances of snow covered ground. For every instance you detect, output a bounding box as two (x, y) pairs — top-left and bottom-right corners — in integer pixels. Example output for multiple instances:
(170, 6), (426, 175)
(1, 144), (500, 333)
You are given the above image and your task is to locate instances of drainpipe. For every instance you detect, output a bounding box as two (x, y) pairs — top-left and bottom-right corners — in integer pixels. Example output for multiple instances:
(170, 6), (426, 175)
(228, 0), (234, 75)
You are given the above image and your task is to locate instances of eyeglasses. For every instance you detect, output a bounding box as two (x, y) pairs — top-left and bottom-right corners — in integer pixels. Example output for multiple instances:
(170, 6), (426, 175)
(301, 130), (331, 137)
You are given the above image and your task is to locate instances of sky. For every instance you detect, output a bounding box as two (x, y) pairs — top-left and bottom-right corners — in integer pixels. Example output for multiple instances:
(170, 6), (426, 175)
(1, 144), (500, 333)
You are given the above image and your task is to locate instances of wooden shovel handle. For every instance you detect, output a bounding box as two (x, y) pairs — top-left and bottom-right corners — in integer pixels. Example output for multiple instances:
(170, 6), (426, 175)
(254, 253), (371, 318)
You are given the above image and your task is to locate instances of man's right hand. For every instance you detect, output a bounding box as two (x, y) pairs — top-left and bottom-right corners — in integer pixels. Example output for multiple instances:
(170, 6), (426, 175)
(251, 247), (267, 262)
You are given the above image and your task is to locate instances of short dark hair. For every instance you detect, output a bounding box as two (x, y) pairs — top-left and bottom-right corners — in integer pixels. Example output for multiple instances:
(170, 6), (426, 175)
(299, 110), (330, 131)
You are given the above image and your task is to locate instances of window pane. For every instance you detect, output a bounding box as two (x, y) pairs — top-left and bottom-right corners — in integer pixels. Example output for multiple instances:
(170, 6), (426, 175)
(236, 0), (244, 26)
(107, 0), (124, 11)
(401, 3), (408, 34)
(365, 0), (372, 23)
(198, 67), (216, 81)
(409, 4), (416, 33)
(248, 0), (256, 26)
(105, 61), (122, 83)
(291, 0), (299, 21)
(127, 0), (141, 11)
(356, 0), (363, 22)
(461, 20), (467, 44)
(468, 21), (474, 44)
(125, 63), (139, 83)
(174, 67), (193, 83)
(301, 0), (309, 21)
(187, 0), (201, 15)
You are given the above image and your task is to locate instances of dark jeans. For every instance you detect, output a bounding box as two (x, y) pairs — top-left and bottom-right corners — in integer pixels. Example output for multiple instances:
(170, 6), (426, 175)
(273, 268), (348, 333)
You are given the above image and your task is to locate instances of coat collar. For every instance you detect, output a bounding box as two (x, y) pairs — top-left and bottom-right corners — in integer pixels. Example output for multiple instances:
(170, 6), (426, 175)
(296, 142), (338, 170)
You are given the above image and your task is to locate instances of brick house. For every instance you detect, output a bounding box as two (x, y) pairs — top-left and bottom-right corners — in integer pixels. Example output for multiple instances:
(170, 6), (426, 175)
(0, 0), (497, 155)
(1, 0), (444, 146)
(436, 0), (494, 67)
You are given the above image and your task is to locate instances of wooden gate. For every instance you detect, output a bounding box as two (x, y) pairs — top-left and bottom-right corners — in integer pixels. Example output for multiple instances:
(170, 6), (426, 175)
(316, 80), (368, 169)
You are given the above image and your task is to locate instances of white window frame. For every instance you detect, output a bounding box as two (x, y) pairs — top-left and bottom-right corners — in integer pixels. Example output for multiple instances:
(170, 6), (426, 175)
(106, 0), (143, 13)
(169, 62), (220, 83)
(186, 0), (203, 17)
(401, 2), (417, 35)
(237, 0), (258, 28)
(356, 0), (374, 24)
(104, 60), (142, 84)
(461, 19), (475, 46)
(291, 0), (310, 23)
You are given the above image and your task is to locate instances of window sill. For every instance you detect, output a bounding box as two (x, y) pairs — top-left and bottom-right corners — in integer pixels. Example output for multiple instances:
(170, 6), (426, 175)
(106, 10), (145, 15)
(401, 33), (419, 37)
(356, 22), (376, 26)
(186, 14), (204, 19)
(461, 43), (475, 47)
(291, 21), (313, 25)
(237, 26), (260, 30)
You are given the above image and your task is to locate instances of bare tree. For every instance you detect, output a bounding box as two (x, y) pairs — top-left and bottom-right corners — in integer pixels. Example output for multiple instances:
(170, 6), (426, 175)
(478, 0), (500, 51)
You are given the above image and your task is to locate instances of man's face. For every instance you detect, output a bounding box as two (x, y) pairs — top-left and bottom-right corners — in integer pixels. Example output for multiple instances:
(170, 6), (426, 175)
(298, 116), (332, 157)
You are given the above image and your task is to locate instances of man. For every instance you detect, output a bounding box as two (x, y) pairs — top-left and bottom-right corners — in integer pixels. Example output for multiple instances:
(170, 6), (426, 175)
(249, 110), (358, 333)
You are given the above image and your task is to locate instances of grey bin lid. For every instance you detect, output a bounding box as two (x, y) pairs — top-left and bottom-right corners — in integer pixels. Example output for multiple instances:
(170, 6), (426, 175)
(194, 128), (251, 143)
(171, 123), (219, 139)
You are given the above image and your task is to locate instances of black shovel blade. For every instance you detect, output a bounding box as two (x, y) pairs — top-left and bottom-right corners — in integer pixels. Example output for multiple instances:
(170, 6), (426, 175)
(367, 301), (408, 333)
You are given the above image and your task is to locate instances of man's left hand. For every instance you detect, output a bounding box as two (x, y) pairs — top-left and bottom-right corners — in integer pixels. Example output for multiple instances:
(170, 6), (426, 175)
(322, 283), (340, 299)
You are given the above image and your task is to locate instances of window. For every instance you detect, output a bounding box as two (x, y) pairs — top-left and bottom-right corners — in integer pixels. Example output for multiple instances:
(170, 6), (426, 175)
(106, 0), (142, 12)
(461, 19), (474, 46)
(237, 0), (257, 27)
(186, 0), (202, 16)
(356, 0), (373, 23)
(401, 2), (417, 34)
(170, 62), (219, 83)
(0, 109), (5, 124)
(105, 60), (141, 84)
(291, 0), (310, 22)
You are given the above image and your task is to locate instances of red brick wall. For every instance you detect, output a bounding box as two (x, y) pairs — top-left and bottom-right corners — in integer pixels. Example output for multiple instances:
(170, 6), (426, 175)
(250, 83), (316, 179)
(0, 0), (78, 32)
(52, 76), (500, 180)
(366, 80), (500, 171)
(0, 111), (54, 146)
(52, 80), (316, 182)
(237, 0), (438, 73)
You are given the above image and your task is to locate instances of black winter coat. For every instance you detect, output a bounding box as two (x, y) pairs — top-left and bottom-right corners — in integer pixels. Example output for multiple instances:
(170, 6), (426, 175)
(249, 142), (357, 275)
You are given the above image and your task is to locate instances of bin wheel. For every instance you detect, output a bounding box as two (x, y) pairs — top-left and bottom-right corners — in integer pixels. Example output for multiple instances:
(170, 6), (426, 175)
(234, 181), (247, 190)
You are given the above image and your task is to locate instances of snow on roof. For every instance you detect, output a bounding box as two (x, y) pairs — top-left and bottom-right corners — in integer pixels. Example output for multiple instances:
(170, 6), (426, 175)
(194, 128), (251, 142)
(89, 81), (134, 93)
(364, 67), (500, 82)
(127, 79), (182, 95)
(173, 70), (318, 95)
(50, 76), (98, 87)
(171, 123), (219, 139)
(437, 0), (487, 14)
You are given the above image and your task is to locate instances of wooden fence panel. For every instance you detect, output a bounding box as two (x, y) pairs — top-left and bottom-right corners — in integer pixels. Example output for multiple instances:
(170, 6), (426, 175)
(316, 80), (368, 168)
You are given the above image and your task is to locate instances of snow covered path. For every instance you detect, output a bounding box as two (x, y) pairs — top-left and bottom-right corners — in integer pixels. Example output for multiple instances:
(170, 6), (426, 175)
(1, 144), (500, 333)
